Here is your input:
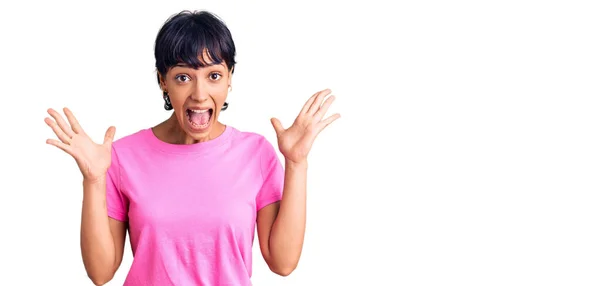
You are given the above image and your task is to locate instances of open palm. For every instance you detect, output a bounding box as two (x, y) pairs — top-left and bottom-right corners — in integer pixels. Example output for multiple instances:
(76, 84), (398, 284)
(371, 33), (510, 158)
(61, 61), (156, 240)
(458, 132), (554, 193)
(270, 89), (340, 164)
(45, 108), (116, 182)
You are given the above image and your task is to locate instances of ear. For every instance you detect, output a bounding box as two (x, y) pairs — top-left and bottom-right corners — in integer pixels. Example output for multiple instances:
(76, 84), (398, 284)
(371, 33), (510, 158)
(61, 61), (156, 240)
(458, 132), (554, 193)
(157, 72), (167, 91)
(228, 67), (234, 86)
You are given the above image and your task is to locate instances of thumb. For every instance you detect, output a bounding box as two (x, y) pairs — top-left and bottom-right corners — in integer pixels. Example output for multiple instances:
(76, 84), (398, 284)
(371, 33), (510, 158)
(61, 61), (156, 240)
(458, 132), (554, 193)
(270, 118), (284, 135)
(103, 126), (116, 146)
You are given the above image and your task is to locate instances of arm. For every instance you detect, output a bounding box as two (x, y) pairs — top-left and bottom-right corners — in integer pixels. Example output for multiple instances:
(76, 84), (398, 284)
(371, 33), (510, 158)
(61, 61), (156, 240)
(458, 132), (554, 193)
(80, 178), (127, 285)
(44, 108), (126, 285)
(257, 160), (307, 276)
(257, 88), (340, 276)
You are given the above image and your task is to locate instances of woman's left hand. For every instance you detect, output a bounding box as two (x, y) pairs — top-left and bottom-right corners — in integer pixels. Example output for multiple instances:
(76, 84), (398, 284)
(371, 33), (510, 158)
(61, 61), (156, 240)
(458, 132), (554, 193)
(270, 88), (341, 164)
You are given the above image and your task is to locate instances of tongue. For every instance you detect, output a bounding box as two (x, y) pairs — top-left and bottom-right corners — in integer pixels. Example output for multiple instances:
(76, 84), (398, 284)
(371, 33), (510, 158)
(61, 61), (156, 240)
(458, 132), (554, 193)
(189, 111), (210, 126)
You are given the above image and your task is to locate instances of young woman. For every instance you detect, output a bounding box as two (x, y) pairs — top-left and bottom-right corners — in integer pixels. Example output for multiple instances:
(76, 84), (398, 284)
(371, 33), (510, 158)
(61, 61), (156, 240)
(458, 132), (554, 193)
(44, 10), (339, 286)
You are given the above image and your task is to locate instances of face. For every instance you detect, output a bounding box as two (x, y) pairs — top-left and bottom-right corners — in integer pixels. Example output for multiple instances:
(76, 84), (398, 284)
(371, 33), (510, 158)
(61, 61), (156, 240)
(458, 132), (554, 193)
(160, 54), (233, 141)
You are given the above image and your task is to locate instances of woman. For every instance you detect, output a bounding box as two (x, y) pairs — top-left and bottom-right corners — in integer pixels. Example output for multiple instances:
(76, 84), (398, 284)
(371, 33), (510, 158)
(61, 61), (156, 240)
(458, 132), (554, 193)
(44, 10), (339, 286)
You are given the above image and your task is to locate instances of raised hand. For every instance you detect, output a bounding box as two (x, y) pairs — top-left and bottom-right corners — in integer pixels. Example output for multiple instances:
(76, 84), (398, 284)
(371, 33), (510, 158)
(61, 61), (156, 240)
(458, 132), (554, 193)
(270, 88), (341, 164)
(45, 108), (116, 182)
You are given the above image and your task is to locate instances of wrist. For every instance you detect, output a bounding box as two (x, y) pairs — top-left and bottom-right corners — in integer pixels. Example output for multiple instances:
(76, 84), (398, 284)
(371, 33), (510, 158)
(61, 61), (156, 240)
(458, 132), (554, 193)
(82, 176), (107, 203)
(285, 159), (308, 170)
(83, 175), (106, 187)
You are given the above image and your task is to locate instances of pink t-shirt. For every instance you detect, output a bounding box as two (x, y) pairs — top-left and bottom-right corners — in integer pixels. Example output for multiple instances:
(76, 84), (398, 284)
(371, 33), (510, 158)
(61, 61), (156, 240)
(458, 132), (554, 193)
(105, 125), (284, 285)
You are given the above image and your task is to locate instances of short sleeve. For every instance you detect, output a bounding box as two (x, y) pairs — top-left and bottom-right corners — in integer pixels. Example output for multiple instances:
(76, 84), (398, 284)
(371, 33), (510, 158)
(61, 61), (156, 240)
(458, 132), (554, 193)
(105, 146), (129, 222)
(256, 138), (284, 211)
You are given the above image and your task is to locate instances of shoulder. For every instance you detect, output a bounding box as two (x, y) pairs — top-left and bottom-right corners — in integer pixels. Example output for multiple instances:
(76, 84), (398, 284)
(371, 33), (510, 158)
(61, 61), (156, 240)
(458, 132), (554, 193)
(111, 128), (151, 151)
(229, 127), (281, 171)
(229, 126), (275, 150)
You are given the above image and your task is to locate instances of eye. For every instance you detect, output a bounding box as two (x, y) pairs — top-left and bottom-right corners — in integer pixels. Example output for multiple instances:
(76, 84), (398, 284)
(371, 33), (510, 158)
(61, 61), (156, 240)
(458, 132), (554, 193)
(209, 72), (222, 81)
(175, 74), (191, 82)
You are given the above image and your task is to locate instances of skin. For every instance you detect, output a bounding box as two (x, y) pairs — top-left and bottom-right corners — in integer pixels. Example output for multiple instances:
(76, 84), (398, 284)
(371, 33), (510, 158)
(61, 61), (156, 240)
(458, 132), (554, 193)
(44, 53), (340, 284)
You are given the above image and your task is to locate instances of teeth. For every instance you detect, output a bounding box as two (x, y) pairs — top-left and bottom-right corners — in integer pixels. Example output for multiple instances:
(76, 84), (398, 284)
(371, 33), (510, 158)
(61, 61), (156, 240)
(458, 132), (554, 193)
(189, 109), (209, 113)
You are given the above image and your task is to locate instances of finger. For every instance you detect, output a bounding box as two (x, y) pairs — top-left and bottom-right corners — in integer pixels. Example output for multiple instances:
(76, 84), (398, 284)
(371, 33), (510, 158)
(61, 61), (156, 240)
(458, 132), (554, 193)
(47, 108), (75, 138)
(270, 118), (284, 135)
(63, 107), (85, 134)
(317, 113), (341, 132)
(45, 117), (72, 144)
(46, 138), (76, 157)
(103, 126), (116, 146)
(300, 89), (325, 115)
(314, 95), (336, 121)
(307, 89), (332, 115)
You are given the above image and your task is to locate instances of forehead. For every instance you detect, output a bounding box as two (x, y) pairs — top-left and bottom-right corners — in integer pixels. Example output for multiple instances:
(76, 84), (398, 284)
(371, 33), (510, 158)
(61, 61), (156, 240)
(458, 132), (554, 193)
(173, 62), (227, 70)
(172, 49), (227, 71)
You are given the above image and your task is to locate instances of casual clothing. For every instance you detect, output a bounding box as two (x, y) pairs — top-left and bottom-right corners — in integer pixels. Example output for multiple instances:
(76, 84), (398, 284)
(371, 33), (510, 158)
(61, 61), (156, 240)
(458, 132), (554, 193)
(105, 125), (284, 285)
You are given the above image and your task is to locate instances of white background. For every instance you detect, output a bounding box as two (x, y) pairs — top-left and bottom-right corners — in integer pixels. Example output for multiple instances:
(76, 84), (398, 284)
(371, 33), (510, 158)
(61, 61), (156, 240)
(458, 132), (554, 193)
(1, 0), (599, 285)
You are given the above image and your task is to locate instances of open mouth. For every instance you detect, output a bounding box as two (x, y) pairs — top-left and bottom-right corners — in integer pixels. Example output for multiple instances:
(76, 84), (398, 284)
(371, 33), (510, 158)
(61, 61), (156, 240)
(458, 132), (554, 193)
(186, 108), (213, 130)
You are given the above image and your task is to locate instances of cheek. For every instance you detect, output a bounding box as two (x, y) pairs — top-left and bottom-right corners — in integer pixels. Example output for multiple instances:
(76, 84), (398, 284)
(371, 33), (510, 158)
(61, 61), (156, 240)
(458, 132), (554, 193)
(209, 85), (229, 102)
(168, 89), (189, 106)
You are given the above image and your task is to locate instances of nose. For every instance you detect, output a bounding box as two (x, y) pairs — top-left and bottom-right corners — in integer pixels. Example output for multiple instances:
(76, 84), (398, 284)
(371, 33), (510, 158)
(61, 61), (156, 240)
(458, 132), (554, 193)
(190, 81), (209, 102)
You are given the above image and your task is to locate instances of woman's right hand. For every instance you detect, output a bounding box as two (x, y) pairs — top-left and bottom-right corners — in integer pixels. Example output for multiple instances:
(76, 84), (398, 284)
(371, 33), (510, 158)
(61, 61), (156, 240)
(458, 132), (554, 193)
(45, 107), (116, 183)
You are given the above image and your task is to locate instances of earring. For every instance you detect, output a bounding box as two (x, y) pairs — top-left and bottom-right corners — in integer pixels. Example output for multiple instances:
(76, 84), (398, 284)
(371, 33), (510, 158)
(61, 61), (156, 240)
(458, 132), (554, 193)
(163, 91), (173, 110)
(228, 85), (232, 92)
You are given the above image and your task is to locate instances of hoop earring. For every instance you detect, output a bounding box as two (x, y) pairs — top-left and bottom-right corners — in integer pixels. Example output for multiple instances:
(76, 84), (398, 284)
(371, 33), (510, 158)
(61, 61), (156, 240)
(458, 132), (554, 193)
(163, 91), (173, 110)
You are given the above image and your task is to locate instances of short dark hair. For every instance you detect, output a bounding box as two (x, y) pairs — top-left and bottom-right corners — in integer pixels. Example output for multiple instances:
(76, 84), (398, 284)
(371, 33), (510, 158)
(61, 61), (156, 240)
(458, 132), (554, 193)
(154, 10), (236, 85)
